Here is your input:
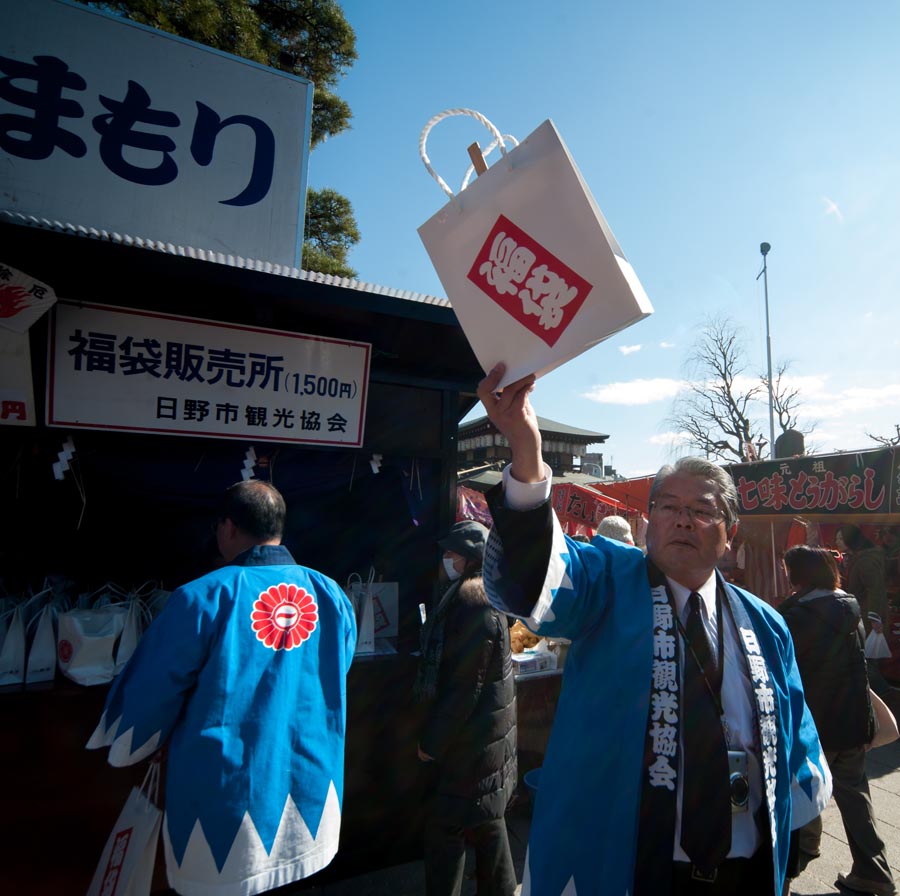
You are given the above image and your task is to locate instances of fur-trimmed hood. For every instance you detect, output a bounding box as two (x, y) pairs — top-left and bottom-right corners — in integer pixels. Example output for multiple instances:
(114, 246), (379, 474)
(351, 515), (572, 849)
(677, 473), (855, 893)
(457, 575), (489, 608)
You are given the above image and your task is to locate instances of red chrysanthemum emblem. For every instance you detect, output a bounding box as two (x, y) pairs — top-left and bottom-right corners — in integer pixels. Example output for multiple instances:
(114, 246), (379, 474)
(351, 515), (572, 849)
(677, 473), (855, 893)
(251, 584), (318, 651)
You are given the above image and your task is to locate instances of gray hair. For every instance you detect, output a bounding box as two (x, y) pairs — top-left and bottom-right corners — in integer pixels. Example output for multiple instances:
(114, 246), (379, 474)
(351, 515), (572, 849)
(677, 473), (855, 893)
(649, 457), (739, 529)
(597, 515), (634, 544)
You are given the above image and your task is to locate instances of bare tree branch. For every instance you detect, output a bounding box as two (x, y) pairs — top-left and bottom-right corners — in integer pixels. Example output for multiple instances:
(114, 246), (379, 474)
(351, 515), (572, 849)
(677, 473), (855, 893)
(761, 362), (816, 437)
(668, 316), (815, 462)
(867, 425), (900, 447)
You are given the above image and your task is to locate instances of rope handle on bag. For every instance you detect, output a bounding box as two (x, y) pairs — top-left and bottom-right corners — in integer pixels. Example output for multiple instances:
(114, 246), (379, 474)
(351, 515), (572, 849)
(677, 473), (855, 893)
(122, 595), (154, 631)
(419, 108), (513, 198)
(139, 756), (162, 805)
(24, 601), (61, 636)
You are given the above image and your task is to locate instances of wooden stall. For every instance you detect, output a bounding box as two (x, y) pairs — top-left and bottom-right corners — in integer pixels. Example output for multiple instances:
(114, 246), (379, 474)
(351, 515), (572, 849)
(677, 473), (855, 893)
(0, 216), (490, 893)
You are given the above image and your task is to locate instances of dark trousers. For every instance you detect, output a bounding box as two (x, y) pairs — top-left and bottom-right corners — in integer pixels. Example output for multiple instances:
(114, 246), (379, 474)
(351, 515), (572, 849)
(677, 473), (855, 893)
(423, 816), (517, 896)
(797, 746), (894, 887)
(672, 845), (773, 895)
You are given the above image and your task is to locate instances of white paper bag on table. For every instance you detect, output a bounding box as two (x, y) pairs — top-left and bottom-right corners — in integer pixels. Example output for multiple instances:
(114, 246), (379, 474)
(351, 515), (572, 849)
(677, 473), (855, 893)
(57, 604), (127, 685)
(0, 604), (25, 687)
(25, 600), (59, 685)
(418, 109), (653, 389)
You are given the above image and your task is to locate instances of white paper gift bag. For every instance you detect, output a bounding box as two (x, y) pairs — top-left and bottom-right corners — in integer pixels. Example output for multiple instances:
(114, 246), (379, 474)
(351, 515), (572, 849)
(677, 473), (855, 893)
(86, 760), (162, 896)
(418, 109), (653, 389)
(345, 570), (376, 655)
(25, 602), (58, 685)
(0, 604), (25, 687)
(57, 604), (127, 685)
(866, 628), (892, 660)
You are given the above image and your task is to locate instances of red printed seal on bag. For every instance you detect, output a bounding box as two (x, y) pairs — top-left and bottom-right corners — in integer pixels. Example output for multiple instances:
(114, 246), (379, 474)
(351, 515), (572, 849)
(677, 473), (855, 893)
(251, 583), (318, 651)
(467, 215), (593, 348)
(58, 639), (73, 664)
(100, 827), (133, 895)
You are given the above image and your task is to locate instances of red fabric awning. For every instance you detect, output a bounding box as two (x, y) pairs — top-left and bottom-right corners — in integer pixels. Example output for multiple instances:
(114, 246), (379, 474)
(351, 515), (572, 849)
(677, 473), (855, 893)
(587, 476), (654, 516)
(551, 482), (623, 531)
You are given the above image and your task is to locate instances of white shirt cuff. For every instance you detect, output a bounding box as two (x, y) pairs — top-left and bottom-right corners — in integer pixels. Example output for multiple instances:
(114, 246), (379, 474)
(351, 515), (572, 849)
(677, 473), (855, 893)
(501, 463), (553, 510)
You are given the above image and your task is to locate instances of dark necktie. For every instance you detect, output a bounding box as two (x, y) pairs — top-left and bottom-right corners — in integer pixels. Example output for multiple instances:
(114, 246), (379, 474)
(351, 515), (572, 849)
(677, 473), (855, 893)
(679, 592), (732, 874)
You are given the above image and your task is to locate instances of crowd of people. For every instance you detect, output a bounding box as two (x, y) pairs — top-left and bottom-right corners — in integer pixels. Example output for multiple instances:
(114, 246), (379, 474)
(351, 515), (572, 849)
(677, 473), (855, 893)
(85, 367), (900, 896)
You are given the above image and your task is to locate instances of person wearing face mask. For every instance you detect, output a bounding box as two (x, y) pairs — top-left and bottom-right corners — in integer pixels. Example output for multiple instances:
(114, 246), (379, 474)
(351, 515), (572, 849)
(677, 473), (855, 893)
(414, 519), (518, 896)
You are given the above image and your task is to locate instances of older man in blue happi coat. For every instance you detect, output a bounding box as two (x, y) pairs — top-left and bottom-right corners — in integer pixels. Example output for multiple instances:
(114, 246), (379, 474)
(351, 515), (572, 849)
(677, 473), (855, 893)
(476, 365), (831, 896)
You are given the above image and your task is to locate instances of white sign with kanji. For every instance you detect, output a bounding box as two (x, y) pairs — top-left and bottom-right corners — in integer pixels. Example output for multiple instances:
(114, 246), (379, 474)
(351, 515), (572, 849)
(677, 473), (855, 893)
(2, 0), (312, 267)
(48, 302), (371, 446)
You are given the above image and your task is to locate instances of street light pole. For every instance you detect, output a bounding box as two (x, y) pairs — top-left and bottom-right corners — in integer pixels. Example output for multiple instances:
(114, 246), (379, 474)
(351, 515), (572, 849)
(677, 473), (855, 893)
(758, 242), (776, 459)
(757, 242), (780, 596)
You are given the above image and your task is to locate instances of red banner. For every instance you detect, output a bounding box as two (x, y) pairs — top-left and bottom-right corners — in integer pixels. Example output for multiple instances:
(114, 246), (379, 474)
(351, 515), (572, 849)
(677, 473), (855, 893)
(551, 482), (622, 529)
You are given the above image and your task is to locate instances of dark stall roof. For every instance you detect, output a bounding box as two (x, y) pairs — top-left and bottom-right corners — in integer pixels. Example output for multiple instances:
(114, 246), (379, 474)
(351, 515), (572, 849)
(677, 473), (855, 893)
(1, 213), (484, 401)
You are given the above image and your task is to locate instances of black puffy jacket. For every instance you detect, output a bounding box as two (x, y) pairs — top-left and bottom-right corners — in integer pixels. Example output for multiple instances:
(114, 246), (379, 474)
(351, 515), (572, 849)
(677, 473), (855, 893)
(778, 587), (874, 751)
(419, 575), (517, 826)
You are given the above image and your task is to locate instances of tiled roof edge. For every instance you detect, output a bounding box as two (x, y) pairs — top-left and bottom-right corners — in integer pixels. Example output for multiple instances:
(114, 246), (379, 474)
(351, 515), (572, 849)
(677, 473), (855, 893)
(1, 209), (451, 307)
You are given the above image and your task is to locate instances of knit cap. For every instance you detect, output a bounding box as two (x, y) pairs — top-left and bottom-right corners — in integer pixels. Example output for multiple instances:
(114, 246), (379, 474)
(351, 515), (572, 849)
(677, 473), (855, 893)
(438, 520), (489, 562)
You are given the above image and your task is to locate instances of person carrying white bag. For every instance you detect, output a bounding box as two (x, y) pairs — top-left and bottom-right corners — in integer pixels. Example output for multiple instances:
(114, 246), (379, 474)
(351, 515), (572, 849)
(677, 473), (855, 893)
(86, 480), (357, 896)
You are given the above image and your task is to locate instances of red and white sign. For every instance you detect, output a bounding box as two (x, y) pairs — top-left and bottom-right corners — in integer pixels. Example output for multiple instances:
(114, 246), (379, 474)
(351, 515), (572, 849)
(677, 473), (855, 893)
(0, 263), (57, 334)
(467, 215), (592, 348)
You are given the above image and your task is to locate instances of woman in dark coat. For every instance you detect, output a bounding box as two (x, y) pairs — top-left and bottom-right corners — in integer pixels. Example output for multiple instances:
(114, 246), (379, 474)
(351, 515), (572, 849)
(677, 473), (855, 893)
(415, 519), (518, 896)
(779, 545), (895, 896)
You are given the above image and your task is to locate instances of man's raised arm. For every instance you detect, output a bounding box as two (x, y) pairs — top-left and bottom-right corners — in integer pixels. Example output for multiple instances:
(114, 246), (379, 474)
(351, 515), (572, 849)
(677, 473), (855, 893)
(476, 364), (545, 485)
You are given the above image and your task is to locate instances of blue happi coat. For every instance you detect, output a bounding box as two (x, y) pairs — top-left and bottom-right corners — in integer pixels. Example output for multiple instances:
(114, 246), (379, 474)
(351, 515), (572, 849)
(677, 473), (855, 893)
(482, 495), (831, 896)
(87, 545), (356, 896)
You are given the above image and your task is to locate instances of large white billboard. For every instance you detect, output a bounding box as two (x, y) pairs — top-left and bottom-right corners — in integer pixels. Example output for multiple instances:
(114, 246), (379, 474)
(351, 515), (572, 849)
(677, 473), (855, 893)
(2, 0), (313, 267)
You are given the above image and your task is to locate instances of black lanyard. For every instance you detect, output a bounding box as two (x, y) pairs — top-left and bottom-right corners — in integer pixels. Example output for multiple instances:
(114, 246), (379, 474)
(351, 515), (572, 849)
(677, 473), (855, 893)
(674, 587), (726, 718)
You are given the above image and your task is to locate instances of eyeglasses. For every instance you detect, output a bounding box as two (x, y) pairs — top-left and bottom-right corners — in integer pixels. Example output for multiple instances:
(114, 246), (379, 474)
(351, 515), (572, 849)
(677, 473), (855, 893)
(650, 501), (725, 527)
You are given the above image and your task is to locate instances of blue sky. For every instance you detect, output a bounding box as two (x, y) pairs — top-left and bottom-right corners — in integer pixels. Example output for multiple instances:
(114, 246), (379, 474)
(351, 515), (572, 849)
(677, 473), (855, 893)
(308, 0), (900, 477)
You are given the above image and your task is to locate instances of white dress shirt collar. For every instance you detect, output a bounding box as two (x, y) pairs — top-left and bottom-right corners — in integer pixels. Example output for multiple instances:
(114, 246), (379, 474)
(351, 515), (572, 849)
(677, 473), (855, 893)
(666, 573), (718, 621)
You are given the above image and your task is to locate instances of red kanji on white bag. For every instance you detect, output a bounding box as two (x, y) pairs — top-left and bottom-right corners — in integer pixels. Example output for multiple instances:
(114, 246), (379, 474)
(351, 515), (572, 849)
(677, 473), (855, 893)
(418, 109), (653, 389)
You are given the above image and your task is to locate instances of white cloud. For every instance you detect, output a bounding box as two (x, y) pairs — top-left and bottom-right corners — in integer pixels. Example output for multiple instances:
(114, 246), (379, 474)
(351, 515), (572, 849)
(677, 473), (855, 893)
(822, 196), (844, 221)
(803, 382), (900, 420)
(660, 341), (676, 349)
(619, 344), (642, 355)
(649, 431), (691, 447)
(582, 378), (685, 405)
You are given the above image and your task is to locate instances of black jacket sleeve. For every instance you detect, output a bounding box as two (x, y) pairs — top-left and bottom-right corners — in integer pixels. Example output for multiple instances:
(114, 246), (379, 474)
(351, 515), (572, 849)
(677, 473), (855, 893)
(485, 481), (556, 618)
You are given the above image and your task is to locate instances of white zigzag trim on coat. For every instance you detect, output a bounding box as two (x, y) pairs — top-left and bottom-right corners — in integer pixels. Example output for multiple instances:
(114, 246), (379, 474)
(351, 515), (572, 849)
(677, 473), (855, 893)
(85, 711), (161, 766)
(163, 782), (341, 896)
(790, 753), (833, 829)
(520, 847), (578, 896)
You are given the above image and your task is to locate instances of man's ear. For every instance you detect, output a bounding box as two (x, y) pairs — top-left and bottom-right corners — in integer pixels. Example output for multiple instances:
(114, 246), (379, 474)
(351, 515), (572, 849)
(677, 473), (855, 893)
(726, 523), (738, 548)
